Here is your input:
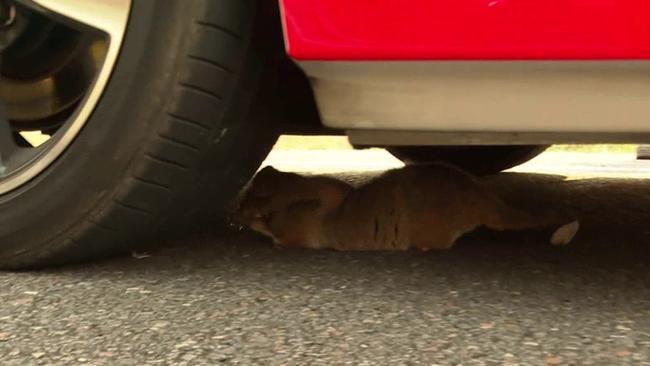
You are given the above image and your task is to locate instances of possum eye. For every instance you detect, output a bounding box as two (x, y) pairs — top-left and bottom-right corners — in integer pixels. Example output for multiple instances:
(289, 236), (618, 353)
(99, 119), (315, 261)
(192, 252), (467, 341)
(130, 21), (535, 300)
(250, 195), (271, 206)
(263, 211), (277, 224)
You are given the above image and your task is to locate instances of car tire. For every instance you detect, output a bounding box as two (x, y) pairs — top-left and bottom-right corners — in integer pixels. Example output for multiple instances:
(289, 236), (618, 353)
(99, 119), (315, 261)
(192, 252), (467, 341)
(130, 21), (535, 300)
(0, 0), (276, 269)
(387, 145), (548, 175)
(636, 145), (650, 160)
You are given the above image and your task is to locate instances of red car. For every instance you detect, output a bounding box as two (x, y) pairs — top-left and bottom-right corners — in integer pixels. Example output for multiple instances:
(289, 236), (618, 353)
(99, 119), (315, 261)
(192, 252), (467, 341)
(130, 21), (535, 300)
(1, 0), (648, 268)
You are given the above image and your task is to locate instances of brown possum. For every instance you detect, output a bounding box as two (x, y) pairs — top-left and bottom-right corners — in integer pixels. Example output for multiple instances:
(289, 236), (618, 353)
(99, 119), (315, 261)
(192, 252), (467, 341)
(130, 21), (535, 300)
(232, 165), (579, 251)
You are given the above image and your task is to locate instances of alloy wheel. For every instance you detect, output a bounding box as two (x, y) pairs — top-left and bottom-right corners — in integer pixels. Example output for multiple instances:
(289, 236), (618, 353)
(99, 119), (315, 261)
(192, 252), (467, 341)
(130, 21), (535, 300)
(0, 0), (131, 195)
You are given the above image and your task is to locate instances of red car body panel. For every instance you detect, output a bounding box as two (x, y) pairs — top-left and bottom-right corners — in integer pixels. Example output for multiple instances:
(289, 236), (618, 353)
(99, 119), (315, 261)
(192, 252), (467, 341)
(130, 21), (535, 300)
(280, 0), (650, 60)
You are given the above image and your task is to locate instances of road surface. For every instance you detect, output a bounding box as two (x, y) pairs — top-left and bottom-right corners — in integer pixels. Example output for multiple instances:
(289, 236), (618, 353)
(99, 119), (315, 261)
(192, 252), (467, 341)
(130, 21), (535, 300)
(1, 150), (649, 365)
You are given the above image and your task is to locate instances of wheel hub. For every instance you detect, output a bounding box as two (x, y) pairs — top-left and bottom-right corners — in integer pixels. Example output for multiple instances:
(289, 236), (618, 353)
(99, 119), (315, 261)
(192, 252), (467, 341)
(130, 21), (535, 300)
(1, 1), (106, 130)
(0, 0), (131, 195)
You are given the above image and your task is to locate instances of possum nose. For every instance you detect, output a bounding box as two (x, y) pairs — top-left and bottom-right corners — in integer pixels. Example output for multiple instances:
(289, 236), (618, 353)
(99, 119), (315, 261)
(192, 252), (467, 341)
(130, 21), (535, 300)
(228, 209), (245, 225)
(227, 213), (246, 231)
(227, 221), (244, 231)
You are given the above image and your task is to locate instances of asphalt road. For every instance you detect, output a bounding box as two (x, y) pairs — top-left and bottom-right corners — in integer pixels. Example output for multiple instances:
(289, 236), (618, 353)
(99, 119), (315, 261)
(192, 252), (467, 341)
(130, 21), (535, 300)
(2, 150), (650, 365)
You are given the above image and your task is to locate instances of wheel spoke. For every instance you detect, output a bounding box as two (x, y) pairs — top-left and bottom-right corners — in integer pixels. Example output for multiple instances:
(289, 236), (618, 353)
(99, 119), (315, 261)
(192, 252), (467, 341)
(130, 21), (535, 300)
(0, 103), (42, 178)
(0, 103), (19, 160)
(15, 0), (130, 37)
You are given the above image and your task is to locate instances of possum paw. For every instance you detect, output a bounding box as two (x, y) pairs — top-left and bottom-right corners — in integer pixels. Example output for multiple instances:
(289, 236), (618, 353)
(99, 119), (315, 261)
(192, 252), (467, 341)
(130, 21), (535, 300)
(550, 220), (580, 246)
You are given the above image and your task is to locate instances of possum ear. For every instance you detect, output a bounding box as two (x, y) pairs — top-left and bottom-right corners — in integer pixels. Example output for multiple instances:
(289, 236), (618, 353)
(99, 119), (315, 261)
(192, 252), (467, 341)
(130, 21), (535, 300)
(255, 166), (278, 178)
(258, 166), (278, 174)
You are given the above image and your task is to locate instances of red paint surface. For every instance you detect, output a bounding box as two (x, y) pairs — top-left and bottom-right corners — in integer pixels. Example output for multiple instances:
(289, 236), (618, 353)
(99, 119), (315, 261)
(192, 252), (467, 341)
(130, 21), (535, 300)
(279, 0), (650, 60)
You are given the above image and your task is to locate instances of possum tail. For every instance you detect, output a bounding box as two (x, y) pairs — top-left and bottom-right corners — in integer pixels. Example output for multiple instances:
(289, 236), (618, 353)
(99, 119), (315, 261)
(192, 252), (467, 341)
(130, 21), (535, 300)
(482, 196), (579, 246)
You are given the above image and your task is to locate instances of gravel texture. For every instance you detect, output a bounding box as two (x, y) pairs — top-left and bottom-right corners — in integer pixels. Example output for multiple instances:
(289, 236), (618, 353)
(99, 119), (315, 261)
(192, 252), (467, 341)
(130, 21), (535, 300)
(1, 153), (650, 365)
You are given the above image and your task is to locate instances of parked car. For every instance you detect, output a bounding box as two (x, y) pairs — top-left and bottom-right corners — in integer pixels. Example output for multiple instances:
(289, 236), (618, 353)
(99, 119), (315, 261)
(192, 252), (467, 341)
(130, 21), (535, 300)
(1, 0), (648, 268)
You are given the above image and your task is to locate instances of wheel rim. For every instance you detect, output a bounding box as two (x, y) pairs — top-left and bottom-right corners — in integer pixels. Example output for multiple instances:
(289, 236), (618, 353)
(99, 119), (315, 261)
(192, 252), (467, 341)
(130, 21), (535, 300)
(0, 0), (131, 195)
